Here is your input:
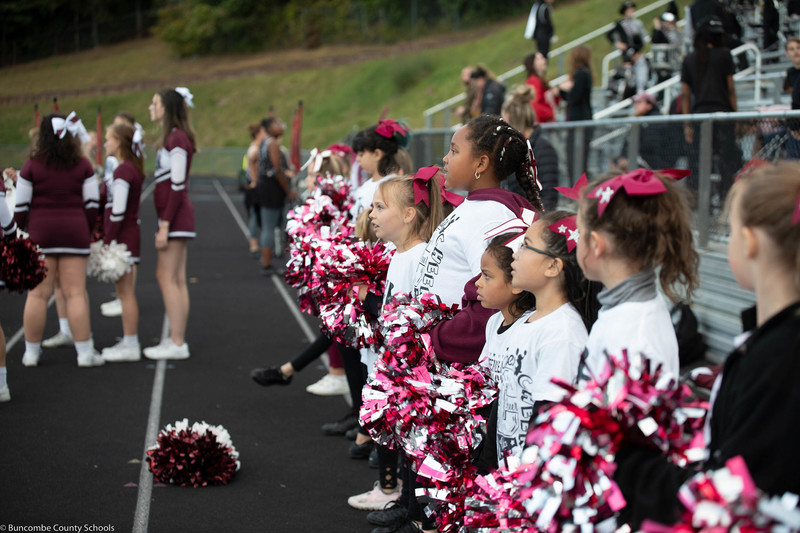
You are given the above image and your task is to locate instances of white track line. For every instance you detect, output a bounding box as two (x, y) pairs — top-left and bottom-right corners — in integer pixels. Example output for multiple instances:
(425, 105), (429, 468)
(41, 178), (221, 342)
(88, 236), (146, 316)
(211, 179), (316, 343)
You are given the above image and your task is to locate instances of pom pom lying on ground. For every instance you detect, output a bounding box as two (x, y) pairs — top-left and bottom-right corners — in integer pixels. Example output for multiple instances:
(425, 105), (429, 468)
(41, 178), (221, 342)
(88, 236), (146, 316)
(147, 419), (240, 487)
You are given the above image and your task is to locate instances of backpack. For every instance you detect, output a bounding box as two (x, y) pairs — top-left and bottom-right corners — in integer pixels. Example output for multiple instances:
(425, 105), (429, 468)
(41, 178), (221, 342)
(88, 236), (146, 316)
(671, 302), (707, 366)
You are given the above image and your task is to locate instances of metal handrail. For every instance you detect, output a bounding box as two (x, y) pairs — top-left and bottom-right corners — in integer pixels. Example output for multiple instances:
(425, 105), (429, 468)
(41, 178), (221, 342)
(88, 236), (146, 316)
(593, 42), (764, 120)
(422, 0), (678, 128)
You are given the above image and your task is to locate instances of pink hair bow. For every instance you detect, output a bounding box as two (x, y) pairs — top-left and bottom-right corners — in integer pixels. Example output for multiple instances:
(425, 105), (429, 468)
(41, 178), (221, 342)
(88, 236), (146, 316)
(484, 208), (537, 252)
(412, 166), (464, 208)
(547, 215), (580, 252)
(587, 168), (690, 217)
(326, 143), (355, 161)
(375, 119), (409, 140)
(555, 174), (589, 201)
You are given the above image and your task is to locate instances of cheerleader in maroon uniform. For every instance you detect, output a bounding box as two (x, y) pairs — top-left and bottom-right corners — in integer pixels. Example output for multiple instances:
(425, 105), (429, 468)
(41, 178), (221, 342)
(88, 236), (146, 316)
(143, 88), (196, 360)
(14, 113), (104, 367)
(0, 173), (18, 400)
(100, 122), (145, 363)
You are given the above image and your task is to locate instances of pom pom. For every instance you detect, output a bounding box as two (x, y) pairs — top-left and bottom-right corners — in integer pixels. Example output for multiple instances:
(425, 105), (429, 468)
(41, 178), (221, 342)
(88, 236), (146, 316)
(0, 235), (47, 292)
(462, 351), (708, 532)
(147, 419), (240, 487)
(87, 240), (132, 283)
(642, 455), (800, 533)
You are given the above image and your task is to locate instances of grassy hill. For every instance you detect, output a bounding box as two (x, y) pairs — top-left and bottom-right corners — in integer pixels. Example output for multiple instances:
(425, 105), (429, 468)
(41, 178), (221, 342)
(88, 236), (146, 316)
(0, 0), (684, 162)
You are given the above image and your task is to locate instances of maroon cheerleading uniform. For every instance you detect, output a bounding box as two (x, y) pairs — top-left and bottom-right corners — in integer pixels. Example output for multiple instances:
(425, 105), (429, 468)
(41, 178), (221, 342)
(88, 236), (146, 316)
(15, 158), (99, 255)
(153, 128), (195, 239)
(103, 160), (143, 263)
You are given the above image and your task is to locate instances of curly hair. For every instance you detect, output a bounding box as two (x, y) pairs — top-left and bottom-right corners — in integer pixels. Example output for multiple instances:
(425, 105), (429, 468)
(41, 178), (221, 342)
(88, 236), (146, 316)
(464, 115), (544, 212)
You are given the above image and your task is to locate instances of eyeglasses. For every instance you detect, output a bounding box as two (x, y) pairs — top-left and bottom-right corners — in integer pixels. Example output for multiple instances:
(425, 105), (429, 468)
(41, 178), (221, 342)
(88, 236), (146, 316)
(519, 242), (556, 258)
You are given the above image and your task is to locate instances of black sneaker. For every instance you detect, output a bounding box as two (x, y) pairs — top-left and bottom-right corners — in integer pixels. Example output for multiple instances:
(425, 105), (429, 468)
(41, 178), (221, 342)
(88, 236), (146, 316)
(349, 439), (373, 459)
(321, 412), (358, 436)
(250, 367), (292, 386)
(367, 501), (409, 527)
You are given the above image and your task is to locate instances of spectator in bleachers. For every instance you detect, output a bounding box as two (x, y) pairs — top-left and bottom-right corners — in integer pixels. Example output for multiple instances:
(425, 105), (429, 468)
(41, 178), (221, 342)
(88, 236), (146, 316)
(607, 1), (650, 95)
(469, 65), (506, 117)
(523, 52), (560, 124)
(652, 12), (682, 49)
(783, 37), (800, 159)
(614, 92), (680, 172)
(558, 45), (593, 180)
(523, 0), (555, 58)
(453, 66), (476, 125)
(681, 17), (742, 195)
(500, 84), (559, 211)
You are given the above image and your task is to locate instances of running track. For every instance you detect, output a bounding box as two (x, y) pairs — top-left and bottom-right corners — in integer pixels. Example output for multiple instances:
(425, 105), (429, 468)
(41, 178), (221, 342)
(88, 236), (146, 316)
(0, 177), (376, 532)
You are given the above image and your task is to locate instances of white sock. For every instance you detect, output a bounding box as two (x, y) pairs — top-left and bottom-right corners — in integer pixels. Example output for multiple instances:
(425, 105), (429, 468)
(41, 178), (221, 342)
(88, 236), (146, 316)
(74, 340), (94, 358)
(0, 367), (7, 389)
(59, 318), (72, 338)
(24, 341), (41, 357)
(123, 335), (139, 348)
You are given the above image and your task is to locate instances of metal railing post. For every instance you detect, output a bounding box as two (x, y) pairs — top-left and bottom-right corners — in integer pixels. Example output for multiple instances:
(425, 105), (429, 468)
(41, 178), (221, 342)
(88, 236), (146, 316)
(627, 123), (640, 170)
(697, 120), (714, 248)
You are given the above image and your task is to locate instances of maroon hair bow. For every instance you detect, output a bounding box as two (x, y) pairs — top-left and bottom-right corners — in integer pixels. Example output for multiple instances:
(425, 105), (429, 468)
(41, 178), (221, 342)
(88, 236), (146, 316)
(326, 143), (355, 161)
(547, 215), (580, 252)
(412, 166), (464, 208)
(554, 174), (589, 201)
(375, 119), (409, 140)
(587, 168), (690, 217)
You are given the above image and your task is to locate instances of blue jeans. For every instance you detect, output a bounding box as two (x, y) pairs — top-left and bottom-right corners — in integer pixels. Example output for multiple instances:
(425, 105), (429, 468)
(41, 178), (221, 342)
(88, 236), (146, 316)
(259, 205), (282, 249)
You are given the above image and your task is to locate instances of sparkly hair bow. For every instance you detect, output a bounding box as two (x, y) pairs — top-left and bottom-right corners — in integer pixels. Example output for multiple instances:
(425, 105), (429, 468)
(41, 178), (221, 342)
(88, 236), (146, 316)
(326, 143), (355, 161)
(175, 87), (194, 108)
(548, 214), (580, 252)
(587, 168), (690, 217)
(412, 166), (464, 208)
(375, 119), (409, 142)
(51, 111), (85, 140)
(132, 128), (144, 158)
(484, 208), (537, 252)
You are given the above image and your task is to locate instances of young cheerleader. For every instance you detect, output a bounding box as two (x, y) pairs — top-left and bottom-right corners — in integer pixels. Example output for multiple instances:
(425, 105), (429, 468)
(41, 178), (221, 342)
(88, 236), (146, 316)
(1, 172), (18, 401)
(100, 122), (145, 362)
(614, 161), (800, 529)
(575, 169), (699, 383)
(349, 168), (458, 515)
(144, 87), (196, 360)
(499, 210), (600, 460)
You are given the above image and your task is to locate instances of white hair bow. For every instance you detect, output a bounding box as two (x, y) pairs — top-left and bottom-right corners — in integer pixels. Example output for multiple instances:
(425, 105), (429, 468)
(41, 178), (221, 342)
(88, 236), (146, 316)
(175, 87), (194, 108)
(300, 148), (333, 173)
(51, 111), (77, 139)
(132, 128), (144, 158)
(484, 208), (537, 252)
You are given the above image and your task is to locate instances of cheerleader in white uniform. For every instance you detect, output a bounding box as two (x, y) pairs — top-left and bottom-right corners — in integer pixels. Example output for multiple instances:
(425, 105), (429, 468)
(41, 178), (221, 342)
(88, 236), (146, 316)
(0, 173), (18, 400)
(144, 88), (196, 360)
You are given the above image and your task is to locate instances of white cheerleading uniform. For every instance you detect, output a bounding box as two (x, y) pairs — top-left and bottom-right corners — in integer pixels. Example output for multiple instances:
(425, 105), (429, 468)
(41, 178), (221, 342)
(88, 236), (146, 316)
(413, 198), (516, 307)
(495, 303), (588, 460)
(478, 310), (535, 385)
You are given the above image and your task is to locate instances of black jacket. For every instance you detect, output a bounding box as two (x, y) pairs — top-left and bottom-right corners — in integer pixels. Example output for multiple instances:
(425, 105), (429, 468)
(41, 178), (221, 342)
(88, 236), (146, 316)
(480, 78), (506, 116)
(614, 302), (800, 529)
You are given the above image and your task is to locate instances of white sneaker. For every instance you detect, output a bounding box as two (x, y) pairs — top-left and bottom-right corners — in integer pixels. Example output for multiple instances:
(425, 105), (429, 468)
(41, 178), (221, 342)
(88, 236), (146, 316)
(22, 351), (40, 367)
(143, 339), (190, 360)
(347, 481), (402, 511)
(306, 373), (350, 396)
(77, 350), (106, 367)
(102, 340), (141, 363)
(41, 331), (74, 348)
(100, 298), (123, 317)
(0, 384), (10, 402)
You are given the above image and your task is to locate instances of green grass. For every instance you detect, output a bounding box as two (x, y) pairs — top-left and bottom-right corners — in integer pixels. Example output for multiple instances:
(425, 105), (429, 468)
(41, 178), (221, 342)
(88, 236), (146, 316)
(0, 0), (688, 162)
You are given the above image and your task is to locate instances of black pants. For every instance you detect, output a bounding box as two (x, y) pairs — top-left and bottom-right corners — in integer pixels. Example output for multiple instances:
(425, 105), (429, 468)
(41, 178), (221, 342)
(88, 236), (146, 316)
(290, 333), (332, 372)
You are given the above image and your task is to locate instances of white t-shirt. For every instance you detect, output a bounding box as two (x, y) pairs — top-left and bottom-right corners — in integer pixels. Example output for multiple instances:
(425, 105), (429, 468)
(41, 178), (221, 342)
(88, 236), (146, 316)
(478, 310), (535, 385)
(351, 173), (395, 218)
(361, 242), (427, 375)
(579, 296), (679, 384)
(496, 303), (588, 460)
(413, 199), (516, 307)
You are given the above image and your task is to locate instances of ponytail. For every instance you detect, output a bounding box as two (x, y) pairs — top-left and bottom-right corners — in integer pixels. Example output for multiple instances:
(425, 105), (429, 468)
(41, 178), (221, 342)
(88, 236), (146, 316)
(464, 115), (544, 212)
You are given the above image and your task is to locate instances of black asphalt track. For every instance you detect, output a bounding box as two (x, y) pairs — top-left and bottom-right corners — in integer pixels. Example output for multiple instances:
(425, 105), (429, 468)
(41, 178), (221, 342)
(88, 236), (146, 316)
(0, 177), (377, 532)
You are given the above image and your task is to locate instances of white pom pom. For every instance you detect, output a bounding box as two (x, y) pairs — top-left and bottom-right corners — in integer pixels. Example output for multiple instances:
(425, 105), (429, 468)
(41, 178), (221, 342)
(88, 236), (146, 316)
(87, 240), (132, 282)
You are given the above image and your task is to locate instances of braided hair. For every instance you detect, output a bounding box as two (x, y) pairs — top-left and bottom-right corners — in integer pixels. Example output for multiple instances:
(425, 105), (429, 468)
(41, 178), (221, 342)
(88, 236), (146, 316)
(464, 115), (543, 212)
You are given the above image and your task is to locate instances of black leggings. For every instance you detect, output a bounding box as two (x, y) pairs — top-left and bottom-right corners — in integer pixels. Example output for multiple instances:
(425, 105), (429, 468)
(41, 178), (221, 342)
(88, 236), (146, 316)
(378, 444), (399, 490)
(290, 333), (333, 372)
(403, 462), (437, 530)
(339, 344), (365, 411)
